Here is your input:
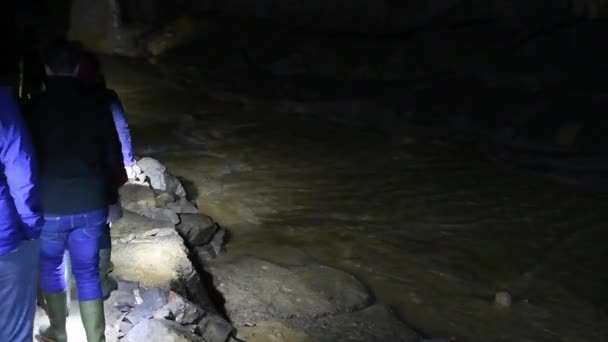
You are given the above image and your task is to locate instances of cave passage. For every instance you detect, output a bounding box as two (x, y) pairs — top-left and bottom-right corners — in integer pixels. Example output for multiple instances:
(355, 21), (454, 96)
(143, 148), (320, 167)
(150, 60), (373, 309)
(8, 1), (608, 341)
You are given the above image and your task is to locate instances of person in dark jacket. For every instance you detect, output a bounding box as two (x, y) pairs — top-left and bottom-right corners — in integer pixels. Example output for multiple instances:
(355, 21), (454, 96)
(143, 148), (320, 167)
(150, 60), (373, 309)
(28, 40), (125, 342)
(76, 50), (142, 300)
(0, 56), (44, 342)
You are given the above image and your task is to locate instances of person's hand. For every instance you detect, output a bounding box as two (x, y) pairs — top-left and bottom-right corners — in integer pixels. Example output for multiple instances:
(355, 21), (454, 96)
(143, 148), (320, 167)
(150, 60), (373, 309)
(125, 164), (144, 181)
(107, 203), (123, 224)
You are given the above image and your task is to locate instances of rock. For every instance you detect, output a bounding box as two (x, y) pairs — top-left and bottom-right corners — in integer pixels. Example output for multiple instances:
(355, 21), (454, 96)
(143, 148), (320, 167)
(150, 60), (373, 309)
(154, 291), (206, 325)
(112, 230), (216, 313)
(209, 228), (227, 255)
(304, 304), (420, 342)
(119, 183), (157, 209)
(107, 280), (139, 311)
(120, 320), (135, 336)
(168, 197), (200, 214)
(119, 184), (181, 224)
(208, 257), (373, 326)
(138, 158), (187, 198)
(111, 210), (174, 239)
(156, 192), (177, 207)
(194, 245), (217, 264)
(125, 319), (205, 342)
(138, 206), (181, 225)
(127, 288), (169, 325)
(176, 214), (218, 247)
(494, 291), (512, 308)
(198, 315), (235, 342)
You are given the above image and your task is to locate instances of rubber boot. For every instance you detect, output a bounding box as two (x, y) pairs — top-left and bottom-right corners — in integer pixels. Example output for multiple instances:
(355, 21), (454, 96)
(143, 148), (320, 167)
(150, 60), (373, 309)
(36, 292), (68, 342)
(99, 248), (118, 300)
(80, 300), (106, 342)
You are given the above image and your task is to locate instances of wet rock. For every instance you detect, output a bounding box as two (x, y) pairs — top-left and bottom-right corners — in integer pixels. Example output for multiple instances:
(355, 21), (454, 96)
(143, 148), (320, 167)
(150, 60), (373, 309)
(208, 257), (373, 326)
(198, 315), (235, 342)
(494, 291), (512, 308)
(111, 210), (175, 239)
(156, 192), (177, 208)
(194, 245), (217, 264)
(168, 197), (200, 214)
(138, 158), (187, 198)
(108, 280), (139, 311)
(127, 288), (169, 325)
(305, 304), (420, 342)
(154, 291), (206, 325)
(119, 183), (157, 208)
(125, 319), (205, 342)
(176, 214), (218, 247)
(138, 206), (181, 225)
(119, 183), (181, 224)
(209, 228), (227, 255)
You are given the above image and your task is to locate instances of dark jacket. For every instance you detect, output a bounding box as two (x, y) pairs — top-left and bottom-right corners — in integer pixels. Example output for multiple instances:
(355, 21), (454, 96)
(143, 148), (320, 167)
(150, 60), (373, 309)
(27, 77), (126, 215)
(0, 86), (43, 254)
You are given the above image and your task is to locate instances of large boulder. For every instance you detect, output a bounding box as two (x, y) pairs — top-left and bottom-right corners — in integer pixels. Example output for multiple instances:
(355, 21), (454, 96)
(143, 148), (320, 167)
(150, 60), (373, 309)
(111, 220), (216, 312)
(208, 257), (373, 326)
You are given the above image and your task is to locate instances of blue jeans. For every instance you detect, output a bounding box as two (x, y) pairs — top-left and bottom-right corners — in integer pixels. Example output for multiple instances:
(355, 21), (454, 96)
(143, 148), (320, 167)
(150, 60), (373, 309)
(0, 239), (39, 342)
(39, 208), (108, 301)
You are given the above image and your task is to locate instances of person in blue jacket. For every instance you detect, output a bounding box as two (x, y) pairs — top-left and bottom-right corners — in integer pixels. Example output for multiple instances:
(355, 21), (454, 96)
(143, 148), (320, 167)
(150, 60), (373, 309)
(0, 57), (44, 341)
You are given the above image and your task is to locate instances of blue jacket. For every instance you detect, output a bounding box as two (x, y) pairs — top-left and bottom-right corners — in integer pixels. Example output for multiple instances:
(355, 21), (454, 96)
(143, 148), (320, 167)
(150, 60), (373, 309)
(0, 87), (43, 255)
(108, 90), (135, 167)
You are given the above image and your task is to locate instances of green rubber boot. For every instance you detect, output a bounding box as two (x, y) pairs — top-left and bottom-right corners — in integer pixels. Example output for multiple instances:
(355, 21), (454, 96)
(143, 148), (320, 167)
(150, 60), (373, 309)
(80, 300), (106, 342)
(99, 248), (118, 300)
(36, 292), (68, 342)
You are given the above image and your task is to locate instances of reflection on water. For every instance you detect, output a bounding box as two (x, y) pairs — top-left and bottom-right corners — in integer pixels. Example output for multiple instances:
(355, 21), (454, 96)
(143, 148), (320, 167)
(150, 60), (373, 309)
(106, 57), (608, 342)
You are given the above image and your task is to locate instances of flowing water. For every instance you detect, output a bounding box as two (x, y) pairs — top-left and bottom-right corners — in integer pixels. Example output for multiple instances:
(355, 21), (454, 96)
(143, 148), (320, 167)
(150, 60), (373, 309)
(105, 57), (608, 342)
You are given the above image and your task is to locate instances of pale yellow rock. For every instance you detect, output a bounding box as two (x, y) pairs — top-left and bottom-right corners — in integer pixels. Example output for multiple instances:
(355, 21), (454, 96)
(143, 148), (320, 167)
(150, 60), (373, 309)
(112, 233), (192, 289)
